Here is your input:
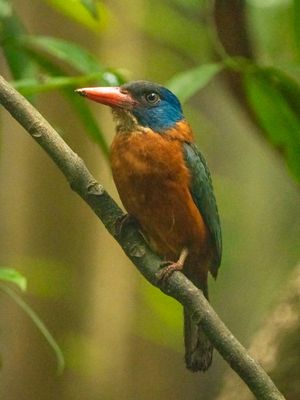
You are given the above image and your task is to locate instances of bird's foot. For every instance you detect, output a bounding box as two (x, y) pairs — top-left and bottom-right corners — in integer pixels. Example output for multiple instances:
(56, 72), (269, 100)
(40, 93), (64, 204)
(156, 260), (184, 282)
(156, 248), (189, 282)
(115, 214), (139, 237)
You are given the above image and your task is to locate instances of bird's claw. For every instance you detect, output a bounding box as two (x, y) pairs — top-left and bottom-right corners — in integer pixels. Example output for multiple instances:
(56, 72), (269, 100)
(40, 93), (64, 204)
(156, 260), (184, 282)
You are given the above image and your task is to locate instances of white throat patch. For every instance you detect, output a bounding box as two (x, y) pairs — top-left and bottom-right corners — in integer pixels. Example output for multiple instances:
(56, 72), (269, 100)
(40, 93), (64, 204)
(112, 108), (149, 134)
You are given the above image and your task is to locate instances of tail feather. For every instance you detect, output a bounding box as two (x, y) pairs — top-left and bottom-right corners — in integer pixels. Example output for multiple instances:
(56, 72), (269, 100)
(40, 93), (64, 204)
(183, 277), (213, 372)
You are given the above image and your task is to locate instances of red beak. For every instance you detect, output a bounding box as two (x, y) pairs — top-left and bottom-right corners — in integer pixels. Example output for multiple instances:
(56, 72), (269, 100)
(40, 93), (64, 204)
(75, 86), (135, 108)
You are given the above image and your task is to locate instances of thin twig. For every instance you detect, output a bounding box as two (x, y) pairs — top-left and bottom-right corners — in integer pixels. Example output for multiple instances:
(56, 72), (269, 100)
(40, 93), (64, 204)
(0, 74), (285, 400)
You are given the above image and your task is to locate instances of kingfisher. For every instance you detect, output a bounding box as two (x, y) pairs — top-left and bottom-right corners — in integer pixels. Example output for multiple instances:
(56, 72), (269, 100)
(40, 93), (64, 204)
(76, 80), (222, 372)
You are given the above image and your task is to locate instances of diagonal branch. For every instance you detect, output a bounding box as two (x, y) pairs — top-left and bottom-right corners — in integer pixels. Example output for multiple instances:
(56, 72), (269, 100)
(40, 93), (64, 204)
(217, 262), (300, 400)
(0, 74), (285, 400)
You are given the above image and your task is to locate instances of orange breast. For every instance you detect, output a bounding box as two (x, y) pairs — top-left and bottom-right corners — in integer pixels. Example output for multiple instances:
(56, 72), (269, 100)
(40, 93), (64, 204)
(110, 127), (209, 266)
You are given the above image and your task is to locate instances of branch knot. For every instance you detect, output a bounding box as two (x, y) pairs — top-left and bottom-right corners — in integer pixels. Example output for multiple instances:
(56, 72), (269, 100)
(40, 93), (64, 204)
(87, 181), (104, 195)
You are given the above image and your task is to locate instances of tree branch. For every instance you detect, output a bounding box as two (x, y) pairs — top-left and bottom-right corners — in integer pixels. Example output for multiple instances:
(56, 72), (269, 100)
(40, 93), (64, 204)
(217, 262), (300, 400)
(0, 74), (285, 400)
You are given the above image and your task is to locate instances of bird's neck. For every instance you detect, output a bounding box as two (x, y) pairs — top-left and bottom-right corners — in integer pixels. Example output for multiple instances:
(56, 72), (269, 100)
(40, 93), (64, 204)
(112, 108), (193, 142)
(163, 120), (194, 142)
(112, 108), (147, 134)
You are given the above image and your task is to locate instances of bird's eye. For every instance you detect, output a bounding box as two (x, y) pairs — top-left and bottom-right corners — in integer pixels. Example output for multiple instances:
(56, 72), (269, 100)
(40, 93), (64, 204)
(145, 92), (160, 104)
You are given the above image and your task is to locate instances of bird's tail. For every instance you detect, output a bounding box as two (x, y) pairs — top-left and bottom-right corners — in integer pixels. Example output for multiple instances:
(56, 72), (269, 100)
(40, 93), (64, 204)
(183, 278), (213, 372)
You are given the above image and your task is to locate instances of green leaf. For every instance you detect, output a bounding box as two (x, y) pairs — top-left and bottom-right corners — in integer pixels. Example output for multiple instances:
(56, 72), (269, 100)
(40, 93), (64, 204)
(166, 63), (222, 103)
(138, 1), (208, 64)
(244, 67), (300, 182)
(18, 35), (124, 155)
(21, 35), (124, 85)
(22, 35), (102, 74)
(18, 48), (111, 157)
(293, 0), (300, 58)
(0, 0), (11, 17)
(0, 284), (65, 374)
(43, 0), (108, 31)
(80, 0), (99, 19)
(0, 268), (27, 291)
(12, 72), (112, 96)
(0, 0), (37, 80)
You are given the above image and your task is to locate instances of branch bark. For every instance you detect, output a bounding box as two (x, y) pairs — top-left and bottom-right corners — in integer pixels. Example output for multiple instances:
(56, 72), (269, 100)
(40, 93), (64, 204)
(216, 263), (300, 400)
(0, 74), (285, 400)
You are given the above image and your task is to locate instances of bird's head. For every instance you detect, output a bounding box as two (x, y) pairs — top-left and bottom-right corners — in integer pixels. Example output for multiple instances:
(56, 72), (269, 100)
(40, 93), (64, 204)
(76, 80), (184, 133)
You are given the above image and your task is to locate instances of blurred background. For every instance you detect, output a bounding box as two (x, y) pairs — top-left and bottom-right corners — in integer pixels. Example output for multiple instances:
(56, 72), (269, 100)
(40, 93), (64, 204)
(1, 0), (300, 399)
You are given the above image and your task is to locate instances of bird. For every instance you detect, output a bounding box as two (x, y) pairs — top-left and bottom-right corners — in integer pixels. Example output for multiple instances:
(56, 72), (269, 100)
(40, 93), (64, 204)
(76, 80), (222, 372)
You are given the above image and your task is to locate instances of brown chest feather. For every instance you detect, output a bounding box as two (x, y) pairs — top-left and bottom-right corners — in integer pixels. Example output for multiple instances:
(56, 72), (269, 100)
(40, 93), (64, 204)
(110, 130), (209, 261)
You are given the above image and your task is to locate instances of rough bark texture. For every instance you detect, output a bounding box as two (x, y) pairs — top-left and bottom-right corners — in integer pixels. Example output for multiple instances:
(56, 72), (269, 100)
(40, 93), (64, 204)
(0, 74), (285, 400)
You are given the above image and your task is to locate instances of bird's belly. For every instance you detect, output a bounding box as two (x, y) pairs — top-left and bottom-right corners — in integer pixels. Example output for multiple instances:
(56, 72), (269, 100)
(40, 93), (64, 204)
(134, 185), (207, 260)
(111, 132), (209, 260)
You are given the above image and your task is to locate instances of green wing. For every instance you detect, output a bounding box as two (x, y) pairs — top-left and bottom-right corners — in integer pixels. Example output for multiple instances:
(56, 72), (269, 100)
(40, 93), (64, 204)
(183, 142), (222, 277)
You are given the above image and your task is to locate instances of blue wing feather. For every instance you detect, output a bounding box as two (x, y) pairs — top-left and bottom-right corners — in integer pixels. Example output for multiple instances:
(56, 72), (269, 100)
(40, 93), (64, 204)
(183, 142), (222, 277)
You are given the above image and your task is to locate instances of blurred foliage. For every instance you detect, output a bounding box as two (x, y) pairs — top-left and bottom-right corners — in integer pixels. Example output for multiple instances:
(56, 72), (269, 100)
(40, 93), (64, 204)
(0, 267), (64, 373)
(245, 66), (300, 180)
(14, 34), (123, 154)
(167, 63), (222, 103)
(135, 1), (210, 63)
(2, 0), (300, 180)
(1, 0), (300, 399)
(43, 0), (107, 31)
(0, 1), (124, 156)
(0, 0), (36, 80)
(80, 0), (99, 20)
(136, 279), (182, 350)
(0, 267), (27, 291)
(247, 0), (295, 64)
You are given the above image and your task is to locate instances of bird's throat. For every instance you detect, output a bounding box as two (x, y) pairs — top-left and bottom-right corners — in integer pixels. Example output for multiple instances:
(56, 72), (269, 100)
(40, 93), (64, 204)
(112, 108), (141, 133)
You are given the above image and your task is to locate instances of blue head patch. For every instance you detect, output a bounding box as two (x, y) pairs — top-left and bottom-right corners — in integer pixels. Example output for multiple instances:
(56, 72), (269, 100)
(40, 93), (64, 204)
(120, 80), (184, 132)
